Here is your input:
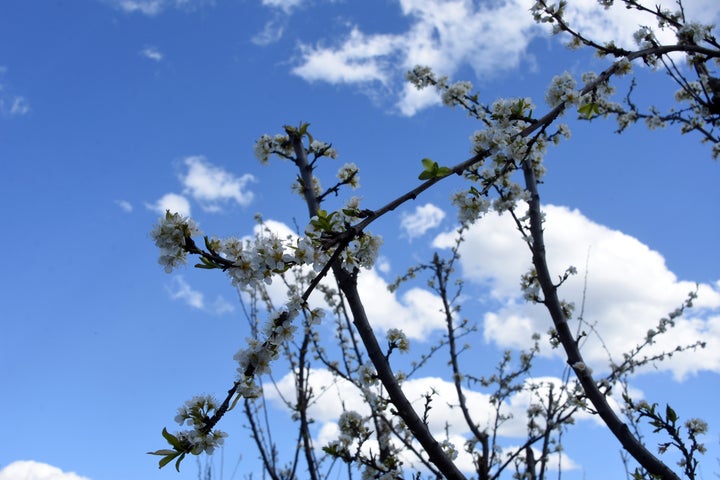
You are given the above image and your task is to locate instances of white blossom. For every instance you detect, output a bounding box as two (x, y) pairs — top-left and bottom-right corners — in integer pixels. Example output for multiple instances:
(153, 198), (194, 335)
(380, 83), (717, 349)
(386, 328), (409, 352)
(546, 72), (578, 108)
(337, 162), (360, 188)
(441, 81), (473, 107)
(406, 65), (435, 89)
(151, 210), (200, 273)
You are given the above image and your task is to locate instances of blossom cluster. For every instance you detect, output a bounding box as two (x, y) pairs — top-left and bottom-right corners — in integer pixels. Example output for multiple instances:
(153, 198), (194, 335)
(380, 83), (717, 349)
(234, 305), (300, 377)
(254, 133), (338, 164)
(545, 71), (579, 108)
(254, 133), (294, 164)
(150, 211), (200, 273)
(386, 328), (409, 352)
(172, 395), (228, 455)
(451, 189), (490, 224)
(337, 162), (360, 188)
(304, 196), (383, 272)
(406, 65), (479, 111)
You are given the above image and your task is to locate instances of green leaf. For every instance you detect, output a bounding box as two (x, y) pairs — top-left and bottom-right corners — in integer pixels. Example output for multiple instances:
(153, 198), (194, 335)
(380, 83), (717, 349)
(421, 158), (436, 171)
(195, 256), (221, 270)
(418, 158), (452, 180)
(174, 452), (187, 472)
(161, 427), (182, 449)
(436, 166), (452, 177)
(666, 404), (677, 423)
(418, 170), (435, 180)
(298, 122), (310, 137)
(578, 102), (600, 119)
(147, 449), (177, 456)
(195, 263), (218, 269)
(147, 449), (183, 470)
(418, 158), (440, 180)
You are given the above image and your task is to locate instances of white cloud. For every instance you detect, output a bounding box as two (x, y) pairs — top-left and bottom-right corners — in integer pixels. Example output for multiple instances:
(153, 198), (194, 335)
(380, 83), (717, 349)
(0, 66), (30, 117)
(293, 27), (399, 85)
(180, 156), (255, 212)
(376, 255), (391, 274)
(292, 0), (542, 114)
(9, 96), (29, 115)
(139, 45), (164, 62)
(358, 268), (446, 340)
(0, 461), (90, 480)
(115, 199), (133, 212)
(252, 20), (286, 46)
(290, 0), (720, 115)
(261, 0), (304, 14)
(109, 0), (212, 15)
(556, 0), (720, 49)
(400, 203), (445, 239)
(167, 276), (204, 309)
(113, 0), (164, 15)
(146, 192), (191, 216)
(267, 368), (584, 474)
(433, 205), (720, 380)
(166, 275), (235, 314)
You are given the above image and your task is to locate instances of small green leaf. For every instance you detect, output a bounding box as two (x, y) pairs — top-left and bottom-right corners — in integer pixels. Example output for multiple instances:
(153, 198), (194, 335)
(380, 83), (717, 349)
(147, 449), (177, 456)
(161, 427), (182, 449)
(159, 454), (176, 469)
(418, 158), (452, 180)
(195, 256), (221, 270)
(421, 158), (436, 170)
(436, 166), (452, 177)
(578, 102), (600, 119)
(666, 404), (677, 423)
(174, 452), (187, 472)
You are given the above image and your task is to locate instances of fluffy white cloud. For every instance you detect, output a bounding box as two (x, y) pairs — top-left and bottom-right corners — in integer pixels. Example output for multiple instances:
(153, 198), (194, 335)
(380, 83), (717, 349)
(139, 45), (163, 62)
(434, 205), (720, 380)
(291, 0), (542, 114)
(267, 368), (584, 473)
(146, 192), (191, 216)
(293, 28), (399, 84)
(557, 0), (720, 48)
(358, 268), (446, 340)
(0, 461), (90, 480)
(289, 0), (720, 115)
(400, 203), (446, 239)
(180, 156), (255, 212)
(166, 275), (235, 314)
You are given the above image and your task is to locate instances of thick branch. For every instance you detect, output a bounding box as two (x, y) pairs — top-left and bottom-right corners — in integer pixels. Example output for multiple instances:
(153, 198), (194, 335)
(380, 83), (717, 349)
(289, 130), (467, 480)
(519, 155), (681, 480)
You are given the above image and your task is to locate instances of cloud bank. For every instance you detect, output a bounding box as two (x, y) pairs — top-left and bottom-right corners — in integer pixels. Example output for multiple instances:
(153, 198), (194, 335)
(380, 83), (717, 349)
(283, 0), (720, 115)
(0, 461), (90, 480)
(433, 204), (720, 380)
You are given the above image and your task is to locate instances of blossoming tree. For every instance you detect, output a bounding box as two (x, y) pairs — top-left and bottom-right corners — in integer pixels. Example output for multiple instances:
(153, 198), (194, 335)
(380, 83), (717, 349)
(149, 1), (718, 479)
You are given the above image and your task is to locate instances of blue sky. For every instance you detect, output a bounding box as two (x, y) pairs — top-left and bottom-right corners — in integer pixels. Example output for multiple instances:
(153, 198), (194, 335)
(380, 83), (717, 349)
(1, 1), (719, 479)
